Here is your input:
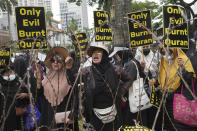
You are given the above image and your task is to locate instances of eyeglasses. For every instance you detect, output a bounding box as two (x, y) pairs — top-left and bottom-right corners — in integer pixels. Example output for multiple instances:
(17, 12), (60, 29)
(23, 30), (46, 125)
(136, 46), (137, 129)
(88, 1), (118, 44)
(50, 57), (63, 63)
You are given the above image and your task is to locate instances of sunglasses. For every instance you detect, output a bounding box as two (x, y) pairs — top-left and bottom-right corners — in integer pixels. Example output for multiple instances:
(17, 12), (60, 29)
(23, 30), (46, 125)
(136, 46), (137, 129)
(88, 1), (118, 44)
(50, 57), (63, 63)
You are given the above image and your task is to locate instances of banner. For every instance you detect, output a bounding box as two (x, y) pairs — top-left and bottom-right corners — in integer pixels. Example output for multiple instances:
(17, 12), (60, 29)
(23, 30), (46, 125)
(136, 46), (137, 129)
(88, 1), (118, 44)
(118, 125), (152, 131)
(71, 33), (88, 56)
(15, 6), (47, 50)
(0, 48), (10, 69)
(163, 5), (189, 48)
(128, 10), (153, 48)
(94, 11), (112, 42)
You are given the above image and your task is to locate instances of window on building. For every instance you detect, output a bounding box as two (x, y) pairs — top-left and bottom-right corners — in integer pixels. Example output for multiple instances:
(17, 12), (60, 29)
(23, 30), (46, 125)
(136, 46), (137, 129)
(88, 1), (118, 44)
(18, 0), (22, 5)
(46, 1), (50, 6)
(30, 0), (35, 5)
(24, 0), (28, 5)
(38, 0), (43, 3)
(3, 12), (7, 17)
(38, 3), (43, 6)
(3, 26), (7, 30)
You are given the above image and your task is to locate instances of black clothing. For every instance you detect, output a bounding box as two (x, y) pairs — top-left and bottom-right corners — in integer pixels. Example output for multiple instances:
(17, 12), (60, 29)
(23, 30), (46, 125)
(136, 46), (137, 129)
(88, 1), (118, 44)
(92, 64), (118, 109)
(93, 51), (110, 74)
(116, 50), (134, 67)
(38, 89), (79, 131)
(82, 65), (133, 131)
(14, 56), (28, 79)
(0, 76), (28, 131)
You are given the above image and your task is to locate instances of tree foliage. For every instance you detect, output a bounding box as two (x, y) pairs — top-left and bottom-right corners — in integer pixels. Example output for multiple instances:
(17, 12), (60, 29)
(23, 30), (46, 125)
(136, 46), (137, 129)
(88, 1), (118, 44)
(46, 11), (53, 26)
(131, 1), (160, 18)
(161, 0), (197, 19)
(0, 0), (17, 15)
(68, 18), (78, 33)
(68, 0), (111, 11)
(130, 1), (162, 31)
(0, 0), (18, 40)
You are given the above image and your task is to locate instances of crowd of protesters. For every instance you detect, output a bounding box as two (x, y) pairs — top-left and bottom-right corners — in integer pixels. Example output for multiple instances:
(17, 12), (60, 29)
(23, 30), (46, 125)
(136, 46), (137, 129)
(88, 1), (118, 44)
(0, 37), (197, 131)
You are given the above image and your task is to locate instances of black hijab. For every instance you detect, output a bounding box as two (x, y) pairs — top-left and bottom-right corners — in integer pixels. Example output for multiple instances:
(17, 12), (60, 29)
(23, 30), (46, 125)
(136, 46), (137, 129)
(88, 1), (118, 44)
(92, 50), (118, 94)
(93, 50), (110, 74)
(117, 50), (134, 66)
(14, 56), (28, 79)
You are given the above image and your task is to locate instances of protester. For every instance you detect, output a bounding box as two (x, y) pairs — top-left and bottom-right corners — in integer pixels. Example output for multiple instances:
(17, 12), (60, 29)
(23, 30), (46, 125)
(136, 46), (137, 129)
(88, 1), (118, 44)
(175, 39), (197, 131)
(109, 47), (139, 125)
(14, 56), (38, 99)
(38, 47), (79, 131)
(109, 46), (130, 67)
(159, 48), (196, 131)
(0, 65), (28, 130)
(82, 45), (133, 131)
(133, 46), (160, 128)
(14, 56), (40, 130)
(135, 45), (159, 79)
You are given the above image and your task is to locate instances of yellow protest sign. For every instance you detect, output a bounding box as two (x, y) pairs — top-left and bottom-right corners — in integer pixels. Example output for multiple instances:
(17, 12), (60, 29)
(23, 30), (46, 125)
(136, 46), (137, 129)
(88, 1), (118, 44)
(15, 6), (47, 50)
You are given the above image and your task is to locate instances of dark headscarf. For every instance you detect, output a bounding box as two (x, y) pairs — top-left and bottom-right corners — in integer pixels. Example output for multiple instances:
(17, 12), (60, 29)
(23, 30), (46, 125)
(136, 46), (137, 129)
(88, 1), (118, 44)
(92, 50), (110, 74)
(117, 50), (134, 66)
(70, 51), (80, 75)
(92, 50), (118, 96)
(14, 56), (28, 79)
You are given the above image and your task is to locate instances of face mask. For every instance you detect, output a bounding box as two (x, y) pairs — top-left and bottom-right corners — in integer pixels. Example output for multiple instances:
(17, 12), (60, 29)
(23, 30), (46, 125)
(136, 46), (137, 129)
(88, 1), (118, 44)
(3, 74), (16, 81)
(143, 49), (150, 56)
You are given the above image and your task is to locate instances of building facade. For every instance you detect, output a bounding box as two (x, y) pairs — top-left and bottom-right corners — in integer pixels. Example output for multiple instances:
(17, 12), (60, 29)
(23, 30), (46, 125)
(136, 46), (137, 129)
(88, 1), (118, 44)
(59, 0), (89, 32)
(17, 0), (52, 11)
(0, 0), (53, 43)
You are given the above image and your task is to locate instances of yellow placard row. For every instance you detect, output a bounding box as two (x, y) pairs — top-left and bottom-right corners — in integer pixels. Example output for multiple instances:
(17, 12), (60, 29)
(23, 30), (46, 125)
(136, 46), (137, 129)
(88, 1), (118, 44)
(95, 35), (112, 41)
(164, 39), (188, 46)
(18, 29), (46, 38)
(130, 39), (153, 46)
(0, 59), (6, 66)
(95, 27), (111, 33)
(0, 50), (10, 56)
(19, 41), (47, 49)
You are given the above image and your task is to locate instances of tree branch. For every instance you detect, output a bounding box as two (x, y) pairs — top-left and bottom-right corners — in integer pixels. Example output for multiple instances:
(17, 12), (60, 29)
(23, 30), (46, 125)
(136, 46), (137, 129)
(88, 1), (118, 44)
(187, 0), (197, 6)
